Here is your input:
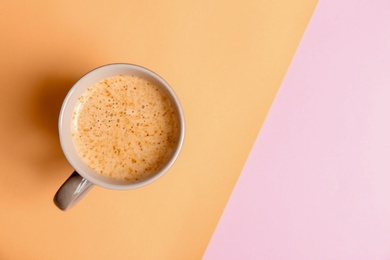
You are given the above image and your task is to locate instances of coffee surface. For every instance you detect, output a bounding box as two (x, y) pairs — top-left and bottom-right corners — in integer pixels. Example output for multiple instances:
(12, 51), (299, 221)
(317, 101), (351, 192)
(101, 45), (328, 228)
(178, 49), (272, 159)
(71, 75), (179, 181)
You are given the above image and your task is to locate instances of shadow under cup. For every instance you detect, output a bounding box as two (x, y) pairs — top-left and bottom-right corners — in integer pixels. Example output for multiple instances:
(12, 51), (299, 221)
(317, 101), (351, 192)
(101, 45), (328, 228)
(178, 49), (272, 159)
(59, 64), (185, 191)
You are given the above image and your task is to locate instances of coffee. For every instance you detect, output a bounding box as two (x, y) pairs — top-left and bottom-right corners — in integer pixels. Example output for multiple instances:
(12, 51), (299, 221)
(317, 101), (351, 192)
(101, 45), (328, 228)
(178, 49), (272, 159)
(71, 74), (180, 181)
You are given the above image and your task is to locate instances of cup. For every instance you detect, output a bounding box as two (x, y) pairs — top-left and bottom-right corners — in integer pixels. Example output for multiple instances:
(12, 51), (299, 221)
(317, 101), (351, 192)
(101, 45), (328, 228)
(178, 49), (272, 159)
(54, 63), (185, 211)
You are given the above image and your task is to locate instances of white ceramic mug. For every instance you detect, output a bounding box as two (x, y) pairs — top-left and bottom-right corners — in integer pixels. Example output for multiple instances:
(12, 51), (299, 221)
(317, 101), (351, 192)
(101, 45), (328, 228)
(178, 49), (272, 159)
(54, 63), (185, 211)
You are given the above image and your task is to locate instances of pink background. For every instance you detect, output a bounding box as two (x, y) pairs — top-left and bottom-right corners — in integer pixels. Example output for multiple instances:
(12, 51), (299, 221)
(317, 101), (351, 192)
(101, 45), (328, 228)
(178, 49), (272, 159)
(204, 0), (390, 259)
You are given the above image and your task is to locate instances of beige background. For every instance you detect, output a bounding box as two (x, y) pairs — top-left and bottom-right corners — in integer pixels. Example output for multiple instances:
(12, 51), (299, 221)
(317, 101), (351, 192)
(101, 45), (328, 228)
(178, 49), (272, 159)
(0, 1), (316, 259)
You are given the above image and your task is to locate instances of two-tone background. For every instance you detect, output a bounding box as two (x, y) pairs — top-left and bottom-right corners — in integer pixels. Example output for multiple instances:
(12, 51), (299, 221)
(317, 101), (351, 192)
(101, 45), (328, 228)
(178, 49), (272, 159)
(2, 1), (389, 259)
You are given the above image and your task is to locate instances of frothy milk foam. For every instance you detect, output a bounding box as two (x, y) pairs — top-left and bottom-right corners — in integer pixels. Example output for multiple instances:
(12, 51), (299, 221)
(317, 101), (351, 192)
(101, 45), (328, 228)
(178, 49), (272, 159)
(71, 75), (179, 181)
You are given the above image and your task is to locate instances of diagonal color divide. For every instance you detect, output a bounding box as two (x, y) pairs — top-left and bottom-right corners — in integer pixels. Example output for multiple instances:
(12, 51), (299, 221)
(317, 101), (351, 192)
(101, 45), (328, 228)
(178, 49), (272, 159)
(0, 1), (317, 259)
(204, 0), (390, 259)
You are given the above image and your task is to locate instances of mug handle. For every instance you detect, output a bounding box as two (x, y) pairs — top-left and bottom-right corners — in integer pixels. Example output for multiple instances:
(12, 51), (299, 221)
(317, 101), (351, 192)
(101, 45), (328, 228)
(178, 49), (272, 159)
(53, 171), (94, 211)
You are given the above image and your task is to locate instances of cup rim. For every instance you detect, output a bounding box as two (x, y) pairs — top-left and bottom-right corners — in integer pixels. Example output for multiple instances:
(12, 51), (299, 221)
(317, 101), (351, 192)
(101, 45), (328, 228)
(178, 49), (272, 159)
(58, 63), (185, 190)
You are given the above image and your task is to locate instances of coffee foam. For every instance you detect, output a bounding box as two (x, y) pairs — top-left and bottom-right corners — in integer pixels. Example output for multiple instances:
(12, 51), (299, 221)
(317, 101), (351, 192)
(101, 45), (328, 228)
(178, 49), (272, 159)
(71, 74), (179, 181)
